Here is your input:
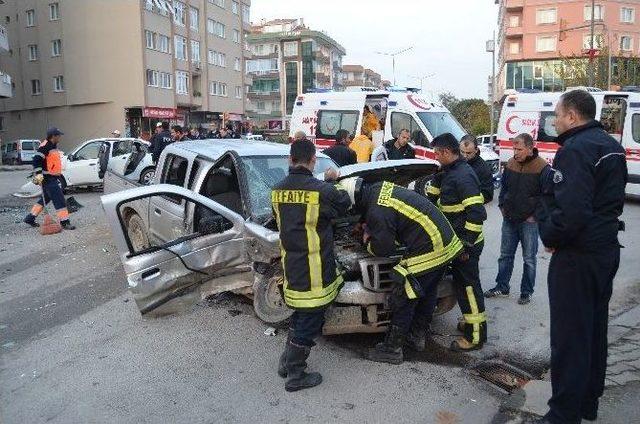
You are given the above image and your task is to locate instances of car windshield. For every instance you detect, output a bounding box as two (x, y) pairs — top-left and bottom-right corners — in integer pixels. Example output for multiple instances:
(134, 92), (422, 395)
(240, 155), (336, 222)
(417, 112), (466, 141)
(21, 141), (38, 151)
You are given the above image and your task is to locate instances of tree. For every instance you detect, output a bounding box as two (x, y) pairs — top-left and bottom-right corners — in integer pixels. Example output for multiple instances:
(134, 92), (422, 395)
(438, 92), (459, 111)
(559, 47), (640, 89)
(449, 99), (492, 135)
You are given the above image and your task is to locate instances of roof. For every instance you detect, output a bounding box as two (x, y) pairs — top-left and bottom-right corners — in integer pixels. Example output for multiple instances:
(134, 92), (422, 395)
(167, 139), (330, 160)
(342, 65), (364, 73)
(247, 30), (346, 55)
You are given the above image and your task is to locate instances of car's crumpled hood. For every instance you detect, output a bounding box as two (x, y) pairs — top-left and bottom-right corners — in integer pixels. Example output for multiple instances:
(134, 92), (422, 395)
(336, 159), (439, 187)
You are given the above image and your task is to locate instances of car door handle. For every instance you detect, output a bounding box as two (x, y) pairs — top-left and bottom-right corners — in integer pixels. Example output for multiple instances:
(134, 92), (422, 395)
(89, 163), (96, 166)
(154, 208), (162, 215)
(141, 268), (161, 280)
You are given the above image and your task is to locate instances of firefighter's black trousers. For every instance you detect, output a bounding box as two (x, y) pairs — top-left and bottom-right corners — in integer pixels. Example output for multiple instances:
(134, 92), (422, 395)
(290, 308), (326, 347)
(544, 247), (620, 424)
(451, 241), (487, 344)
(390, 268), (447, 334)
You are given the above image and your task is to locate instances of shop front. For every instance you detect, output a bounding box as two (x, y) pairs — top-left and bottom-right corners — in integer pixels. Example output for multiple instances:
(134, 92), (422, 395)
(125, 107), (187, 140)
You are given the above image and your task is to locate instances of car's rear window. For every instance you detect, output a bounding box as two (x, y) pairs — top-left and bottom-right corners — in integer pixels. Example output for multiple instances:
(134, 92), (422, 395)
(20, 141), (38, 151)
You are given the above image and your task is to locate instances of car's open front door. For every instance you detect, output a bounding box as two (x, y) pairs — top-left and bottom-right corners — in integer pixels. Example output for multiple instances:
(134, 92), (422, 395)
(101, 184), (250, 315)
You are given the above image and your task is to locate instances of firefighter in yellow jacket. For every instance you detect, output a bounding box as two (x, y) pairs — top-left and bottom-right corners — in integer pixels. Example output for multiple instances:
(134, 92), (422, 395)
(272, 139), (351, 392)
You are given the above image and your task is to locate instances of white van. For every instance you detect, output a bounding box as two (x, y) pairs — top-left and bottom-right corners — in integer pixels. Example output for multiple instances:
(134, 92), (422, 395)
(497, 90), (640, 196)
(1, 139), (39, 164)
(289, 88), (501, 178)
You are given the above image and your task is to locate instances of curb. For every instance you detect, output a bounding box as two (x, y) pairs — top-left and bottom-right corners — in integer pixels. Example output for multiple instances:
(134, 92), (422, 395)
(0, 165), (31, 172)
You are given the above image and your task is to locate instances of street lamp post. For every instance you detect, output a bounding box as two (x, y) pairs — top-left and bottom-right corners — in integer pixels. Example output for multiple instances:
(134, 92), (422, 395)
(589, 0), (595, 87)
(486, 32), (496, 148)
(375, 46), (414, 86)
(408, 73), (435, 92)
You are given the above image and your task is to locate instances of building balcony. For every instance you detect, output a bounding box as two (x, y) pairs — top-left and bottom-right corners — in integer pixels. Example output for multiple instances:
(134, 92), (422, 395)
(248, 69), (280, 78)
(252, 51), (278, 59)
(191, 62), (203, 74)
(505, 0), (523, 12)
(247, 90), (281, 99)
(0, 72), (12, 98)
(505, 26), (523, 38)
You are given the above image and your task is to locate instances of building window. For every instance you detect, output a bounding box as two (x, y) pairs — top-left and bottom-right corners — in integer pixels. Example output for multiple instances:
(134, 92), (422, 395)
(146, 69), (159, 87)
(26, 9), (35, 27)
(176, 71), (189, 94)
(585, 4), (604, 21)
(284, 42), (298, 57)
(28, 44), (38, 61)
(620, 35), (633, 51)
(583, 34), (604, 49)
(235, 86), (242, 98)
(246, 58), (279, 73)
(51, 39), (62, 56)
(145, 30), (156, 49)
(49, 3), (60, 21)
(508, 15), (520, 27)
(232, 1), (239, 14)
(207, 19), (225, 38)
(191, 40), (200, 63)
(234, 57), (241, 71)
(242, 5), (250, 24)
(509, 42), (520, 54)
(159, 72), (172, 89)
(53, 75), (64, 92)
(257, 101), (265, 110)
(233, 29), (240, 43)
(621, 7), (635, 23)
(173, 1), (186, 26)
(536, 35), (557, 52)
(211, 0), (225, 8)
(209, 81), (227, 96)
(158, 35), (171, 53)
(536, 8), (557, 24)
(207, 50), (226, 67)
(31, 79), (41, 95)
(175, 35), (187, 60)
(190, 6), (199, 31)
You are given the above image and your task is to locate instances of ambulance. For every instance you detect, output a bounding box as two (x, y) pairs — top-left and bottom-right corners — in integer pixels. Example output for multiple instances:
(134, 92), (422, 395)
(289, 88), (501, 179)
(497, 89), (640, 196)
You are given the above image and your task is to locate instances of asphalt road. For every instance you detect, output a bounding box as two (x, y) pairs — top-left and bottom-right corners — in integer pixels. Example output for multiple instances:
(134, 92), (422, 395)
(1, 170), (640, 424)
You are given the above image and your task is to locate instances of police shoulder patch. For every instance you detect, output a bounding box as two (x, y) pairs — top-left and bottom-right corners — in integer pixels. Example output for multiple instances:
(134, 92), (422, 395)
(553, 169), (564, 184)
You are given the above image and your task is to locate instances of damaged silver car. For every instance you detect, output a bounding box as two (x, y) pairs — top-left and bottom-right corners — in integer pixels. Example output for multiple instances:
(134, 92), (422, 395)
(101, 140), (456, 334)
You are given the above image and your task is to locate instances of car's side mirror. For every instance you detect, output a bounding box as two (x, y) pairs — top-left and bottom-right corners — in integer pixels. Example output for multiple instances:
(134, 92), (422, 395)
(67, 153), (75, 161)
(198, 214), (233, 235)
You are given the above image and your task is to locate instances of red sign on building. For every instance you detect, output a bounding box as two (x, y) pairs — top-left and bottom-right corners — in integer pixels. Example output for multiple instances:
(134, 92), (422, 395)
(143, 107), (176, 119)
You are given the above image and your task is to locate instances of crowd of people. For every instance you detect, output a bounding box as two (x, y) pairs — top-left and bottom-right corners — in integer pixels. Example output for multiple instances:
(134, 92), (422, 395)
(272, 90), (628, 424)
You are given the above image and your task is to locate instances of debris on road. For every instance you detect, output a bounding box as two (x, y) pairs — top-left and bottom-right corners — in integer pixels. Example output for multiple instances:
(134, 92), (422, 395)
(228, 309), (242, 317)
(264, 327), (277, 336)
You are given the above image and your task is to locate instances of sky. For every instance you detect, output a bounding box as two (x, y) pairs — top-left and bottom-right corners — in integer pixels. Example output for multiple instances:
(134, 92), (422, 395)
(251, 0), (498, 100)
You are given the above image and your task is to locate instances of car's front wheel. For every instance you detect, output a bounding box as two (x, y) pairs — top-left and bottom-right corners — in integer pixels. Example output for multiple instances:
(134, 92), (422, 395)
(252, 267), (293, 324)
(139, 167), (155, 185)
(126, 213), (150, 252)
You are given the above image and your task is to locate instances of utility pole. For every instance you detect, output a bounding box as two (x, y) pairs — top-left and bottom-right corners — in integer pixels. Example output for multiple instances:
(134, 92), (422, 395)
(589, 0), (595, 87)
(486, 32), (496, 146)
(375, 47), (414, 86)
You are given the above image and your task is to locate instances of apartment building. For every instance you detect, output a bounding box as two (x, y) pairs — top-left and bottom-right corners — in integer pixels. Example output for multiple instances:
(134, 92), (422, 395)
(245, 18), (345, 127)
(496, 0), (640, 98)
(0, 0), (251, 150)
(0, 22), (11, 101)
(341, 64), (383, 88)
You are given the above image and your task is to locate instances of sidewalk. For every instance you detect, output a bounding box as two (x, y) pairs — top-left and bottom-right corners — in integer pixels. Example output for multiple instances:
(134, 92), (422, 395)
(500, 303), (640, 422)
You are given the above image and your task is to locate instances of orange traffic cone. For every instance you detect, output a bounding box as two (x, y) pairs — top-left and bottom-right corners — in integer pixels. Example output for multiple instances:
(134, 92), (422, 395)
(39, 189), (62, 235)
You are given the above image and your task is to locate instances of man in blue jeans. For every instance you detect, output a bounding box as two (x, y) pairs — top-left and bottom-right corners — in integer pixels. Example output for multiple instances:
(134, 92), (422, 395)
(485, 133), (549, 304)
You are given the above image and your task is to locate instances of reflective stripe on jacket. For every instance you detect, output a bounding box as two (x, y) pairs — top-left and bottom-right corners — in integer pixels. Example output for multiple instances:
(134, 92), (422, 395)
(364, 181), (463, 278)
(272, 167), (351, 310)
(425, 159), (487, 246)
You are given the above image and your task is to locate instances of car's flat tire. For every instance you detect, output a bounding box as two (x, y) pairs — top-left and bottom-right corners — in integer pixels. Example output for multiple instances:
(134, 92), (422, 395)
(126, 213), (150, 252)
(252, 268), (293, 324)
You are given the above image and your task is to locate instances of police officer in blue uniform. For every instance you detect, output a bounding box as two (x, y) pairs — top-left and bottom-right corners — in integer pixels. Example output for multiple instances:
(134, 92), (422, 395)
(536, 90), (627, 424)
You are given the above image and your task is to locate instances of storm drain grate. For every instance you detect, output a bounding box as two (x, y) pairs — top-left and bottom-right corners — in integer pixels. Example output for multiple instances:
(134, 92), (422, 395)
(470, 360), (533, 393)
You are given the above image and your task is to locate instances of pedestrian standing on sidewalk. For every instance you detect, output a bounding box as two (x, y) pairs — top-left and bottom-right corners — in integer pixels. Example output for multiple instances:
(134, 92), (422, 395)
(460, 135), (494, 203)
(484, 133), (549, 305)
(23, 128), (75, 230)
(535, 90), (627, 424)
